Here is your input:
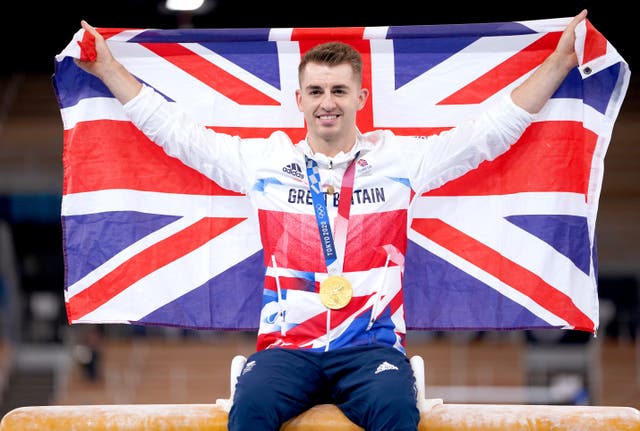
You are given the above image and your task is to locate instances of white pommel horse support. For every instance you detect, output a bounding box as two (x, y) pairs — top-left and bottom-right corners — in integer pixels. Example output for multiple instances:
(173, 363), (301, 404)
(2, 354), (640, 431)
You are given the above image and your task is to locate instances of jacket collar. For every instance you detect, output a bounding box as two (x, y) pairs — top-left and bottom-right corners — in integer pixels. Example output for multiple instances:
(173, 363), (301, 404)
(297, 129), (374, 167)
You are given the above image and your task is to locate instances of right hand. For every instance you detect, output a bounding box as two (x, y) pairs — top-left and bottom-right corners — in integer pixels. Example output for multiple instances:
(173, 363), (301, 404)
(74, 20), (115, 80)
(72, 20), (143, 104)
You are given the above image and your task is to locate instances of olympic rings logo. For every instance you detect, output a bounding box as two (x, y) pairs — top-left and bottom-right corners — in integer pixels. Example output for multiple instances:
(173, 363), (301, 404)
(315, 203), (326, 218)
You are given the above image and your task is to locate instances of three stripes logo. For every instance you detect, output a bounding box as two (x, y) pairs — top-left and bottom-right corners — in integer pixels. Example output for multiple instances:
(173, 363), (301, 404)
(282, 162), (304, 179)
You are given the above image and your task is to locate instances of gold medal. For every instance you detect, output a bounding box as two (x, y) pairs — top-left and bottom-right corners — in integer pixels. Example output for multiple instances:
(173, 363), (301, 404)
(319, 275), (353, 310)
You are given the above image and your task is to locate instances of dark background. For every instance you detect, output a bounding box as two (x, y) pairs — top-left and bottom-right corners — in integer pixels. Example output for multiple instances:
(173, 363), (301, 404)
(2, 0), (636, 77)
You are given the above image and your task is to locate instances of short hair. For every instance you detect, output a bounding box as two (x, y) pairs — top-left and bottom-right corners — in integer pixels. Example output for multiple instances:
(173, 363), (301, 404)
(298, 42), (363, 85)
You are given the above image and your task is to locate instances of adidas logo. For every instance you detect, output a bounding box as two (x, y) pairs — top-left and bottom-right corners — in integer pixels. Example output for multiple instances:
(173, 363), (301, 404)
(282, 162), (304, 179)
(241, 360), (256, 375)
(374, 361), (399, 374)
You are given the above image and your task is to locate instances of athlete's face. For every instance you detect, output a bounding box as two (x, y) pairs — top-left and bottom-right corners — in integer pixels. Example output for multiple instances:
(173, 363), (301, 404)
(296, 62), (368, 154)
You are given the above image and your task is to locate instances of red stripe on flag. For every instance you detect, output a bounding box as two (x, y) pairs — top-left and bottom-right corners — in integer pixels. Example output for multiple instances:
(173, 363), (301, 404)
(411, 218), (594, 332)
(293, 30), (375, 133)
(63, 121), (242, 196)
(67, 216), (245, 322)
(583, 20), (608, 64)
(439, 32), (561, 105)
(140, 42), (280, 106)
(425, 121), (597, 197)
(98, 28), (140, 39)
(77, 30), (96, 62)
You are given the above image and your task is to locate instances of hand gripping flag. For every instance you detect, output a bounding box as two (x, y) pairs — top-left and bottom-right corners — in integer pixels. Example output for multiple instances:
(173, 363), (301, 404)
(53, 16), (630, 333)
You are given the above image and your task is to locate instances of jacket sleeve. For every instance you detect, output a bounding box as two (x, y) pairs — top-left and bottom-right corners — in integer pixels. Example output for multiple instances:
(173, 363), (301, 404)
(123, 84), (259, 193)
(412, 94), (534, 194)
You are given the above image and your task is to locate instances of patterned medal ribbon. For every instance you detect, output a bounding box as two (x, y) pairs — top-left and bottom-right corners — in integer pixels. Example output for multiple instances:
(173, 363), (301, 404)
(305, 152), (359, 309)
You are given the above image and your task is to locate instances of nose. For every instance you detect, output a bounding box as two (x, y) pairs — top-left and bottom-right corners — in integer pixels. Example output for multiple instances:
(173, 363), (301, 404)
(319, 92), (337, 111)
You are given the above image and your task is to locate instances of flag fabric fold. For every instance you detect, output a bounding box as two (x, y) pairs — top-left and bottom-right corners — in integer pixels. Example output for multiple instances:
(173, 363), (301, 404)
(53, 16), (630, 333)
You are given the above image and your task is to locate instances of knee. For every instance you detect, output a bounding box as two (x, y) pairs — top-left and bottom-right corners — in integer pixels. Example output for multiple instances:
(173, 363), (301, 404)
(372, 372), (417, 403)
(228, 384), (281, 430)
(365, 380), (420, 427)
(232, 378), (278, 412)
(371, 384), (417, 411)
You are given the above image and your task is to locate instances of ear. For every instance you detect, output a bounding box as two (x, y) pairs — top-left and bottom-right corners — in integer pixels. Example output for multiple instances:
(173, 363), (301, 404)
(358, 88), (370, 110)
(295, 89), (303, 112)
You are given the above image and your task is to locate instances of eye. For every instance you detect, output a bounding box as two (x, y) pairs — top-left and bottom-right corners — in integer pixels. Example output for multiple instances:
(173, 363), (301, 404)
(332, 87), (350, 96)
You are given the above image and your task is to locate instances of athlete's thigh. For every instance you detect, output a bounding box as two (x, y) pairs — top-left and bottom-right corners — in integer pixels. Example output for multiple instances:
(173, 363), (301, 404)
(233, 348), (327, 415)
(326, 346), (419, 430)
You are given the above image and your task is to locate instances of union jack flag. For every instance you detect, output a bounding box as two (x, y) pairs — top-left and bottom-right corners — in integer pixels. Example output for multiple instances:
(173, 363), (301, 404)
(53, 16), (630, 333)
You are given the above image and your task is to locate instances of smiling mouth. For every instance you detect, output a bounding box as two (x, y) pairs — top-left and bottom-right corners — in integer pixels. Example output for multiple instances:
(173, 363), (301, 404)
(317, 114), (339, 120)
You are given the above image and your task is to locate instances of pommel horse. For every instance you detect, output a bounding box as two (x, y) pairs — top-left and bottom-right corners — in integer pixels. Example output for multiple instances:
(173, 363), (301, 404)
(1, 355), (639, 430)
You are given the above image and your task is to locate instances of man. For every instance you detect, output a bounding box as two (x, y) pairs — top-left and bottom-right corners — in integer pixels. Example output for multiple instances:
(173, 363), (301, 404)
(75, 10), (587, 431)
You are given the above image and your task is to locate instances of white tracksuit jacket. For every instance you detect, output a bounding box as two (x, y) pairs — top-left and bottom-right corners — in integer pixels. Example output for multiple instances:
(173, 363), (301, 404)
(124, 84), (533, 353)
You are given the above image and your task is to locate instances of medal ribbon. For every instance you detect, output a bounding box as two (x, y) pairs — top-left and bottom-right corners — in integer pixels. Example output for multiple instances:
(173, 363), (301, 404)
(305, 152), (359, 274)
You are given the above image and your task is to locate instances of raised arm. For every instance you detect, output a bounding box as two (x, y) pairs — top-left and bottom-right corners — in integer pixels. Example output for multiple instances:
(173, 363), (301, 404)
(511, 9), (588, 114)
(74, 20), (143, 104)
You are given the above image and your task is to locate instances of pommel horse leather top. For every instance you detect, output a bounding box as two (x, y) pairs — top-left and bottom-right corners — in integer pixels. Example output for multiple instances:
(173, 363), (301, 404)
(1, 402), (640, 431)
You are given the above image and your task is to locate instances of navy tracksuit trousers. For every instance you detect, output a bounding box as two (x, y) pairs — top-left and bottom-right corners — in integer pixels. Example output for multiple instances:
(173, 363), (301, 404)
(228, 344), (420, 431)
